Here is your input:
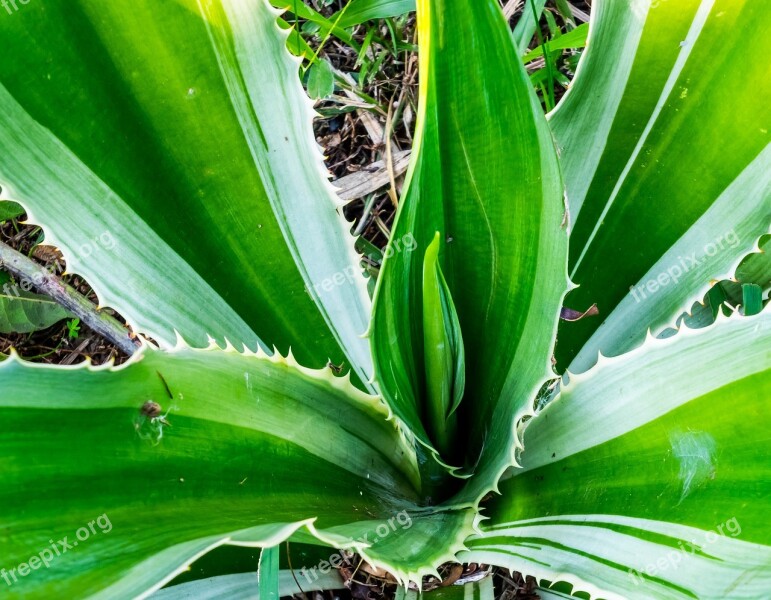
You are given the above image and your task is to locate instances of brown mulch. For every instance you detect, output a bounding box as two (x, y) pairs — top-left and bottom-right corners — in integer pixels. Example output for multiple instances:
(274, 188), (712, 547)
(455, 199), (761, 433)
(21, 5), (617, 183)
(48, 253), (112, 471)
(0, 211), (132, 365)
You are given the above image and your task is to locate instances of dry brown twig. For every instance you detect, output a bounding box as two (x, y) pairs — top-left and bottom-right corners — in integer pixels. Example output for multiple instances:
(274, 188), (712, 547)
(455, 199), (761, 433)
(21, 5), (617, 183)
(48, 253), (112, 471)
(0, 240), (140, 356)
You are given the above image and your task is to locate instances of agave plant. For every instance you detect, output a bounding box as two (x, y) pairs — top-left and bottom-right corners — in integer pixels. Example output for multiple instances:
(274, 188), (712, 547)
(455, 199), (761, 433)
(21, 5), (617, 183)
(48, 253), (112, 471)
(0, 0), (769, 598)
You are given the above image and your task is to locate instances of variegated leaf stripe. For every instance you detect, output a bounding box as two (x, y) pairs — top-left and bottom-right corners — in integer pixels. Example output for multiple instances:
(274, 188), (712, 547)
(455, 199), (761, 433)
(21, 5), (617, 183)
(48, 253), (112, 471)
(150, 570), (345, 599)
(0, 0), (372, 382)
(369, 0), (569, 500)
(551, 0), (771, 371)
(0, 344), (478, 597)
(462, 309), (771, 599)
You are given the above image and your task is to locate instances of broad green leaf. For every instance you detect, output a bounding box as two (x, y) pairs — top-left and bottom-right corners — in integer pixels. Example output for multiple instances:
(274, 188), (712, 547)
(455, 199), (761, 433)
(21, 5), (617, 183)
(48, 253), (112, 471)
(662, 235), (771, 332)
(549, 0), (771, 372)
(741, 283), (762, 316)
(421, 233), (465, 460)
(371, 0), (568, 500)
(735, 234), (771, 289)
(306, 59), (336, 100)
(295, 508), (475, 584)
(0, 0), (372, 383)
(0, 345), (482, 597)
(257, 546), (279, 600)
(706, 283), (730, 321)
(522, 23), (589, 63)
(717, 236), (771, 313)
(0, 288), (73, 333)
(152, 570), (345, 600)
(0, 200), (25, 221)
(462, 309), (771, 599)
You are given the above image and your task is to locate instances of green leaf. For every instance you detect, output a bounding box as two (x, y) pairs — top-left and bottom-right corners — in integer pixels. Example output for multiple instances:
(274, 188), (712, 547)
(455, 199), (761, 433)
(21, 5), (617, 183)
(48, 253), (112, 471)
(152, 570), (345, 600)
(257, 546), (279, 600)
(513, 0), (548, 54)
(462, 309), (771, 599)
(422, 233), (465, 459)
(306, 59), (336, 100)
(0, 0), (372, 382)
(706, 282), (730, 321)
(270, 0), (359, 49)
(329, 0), (554, 57)
(741, 283), (762, 316)
(0, 200), (25, 221)
(0, 288), (73, 333)
(686, 235), (771, 321)
(667, 236), (771, 332)
(0, 344), (482, 597)
(522, 23), (589, 63)
(66, 317), (81, 340)
(736, 234), (771, 290)
(550, 0), (771, 372)
(332, 0), (416, 28)
(554, 0), (577, 26)
(370, 0), (568, 500)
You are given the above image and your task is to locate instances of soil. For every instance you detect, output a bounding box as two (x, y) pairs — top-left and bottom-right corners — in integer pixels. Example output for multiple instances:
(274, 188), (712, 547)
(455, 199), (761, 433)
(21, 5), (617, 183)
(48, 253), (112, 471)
(0, 212), (132, 365)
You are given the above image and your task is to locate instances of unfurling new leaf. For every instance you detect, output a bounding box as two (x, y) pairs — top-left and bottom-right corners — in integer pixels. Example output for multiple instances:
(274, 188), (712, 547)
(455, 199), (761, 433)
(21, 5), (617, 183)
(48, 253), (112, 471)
(422, 232), (465, 459)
